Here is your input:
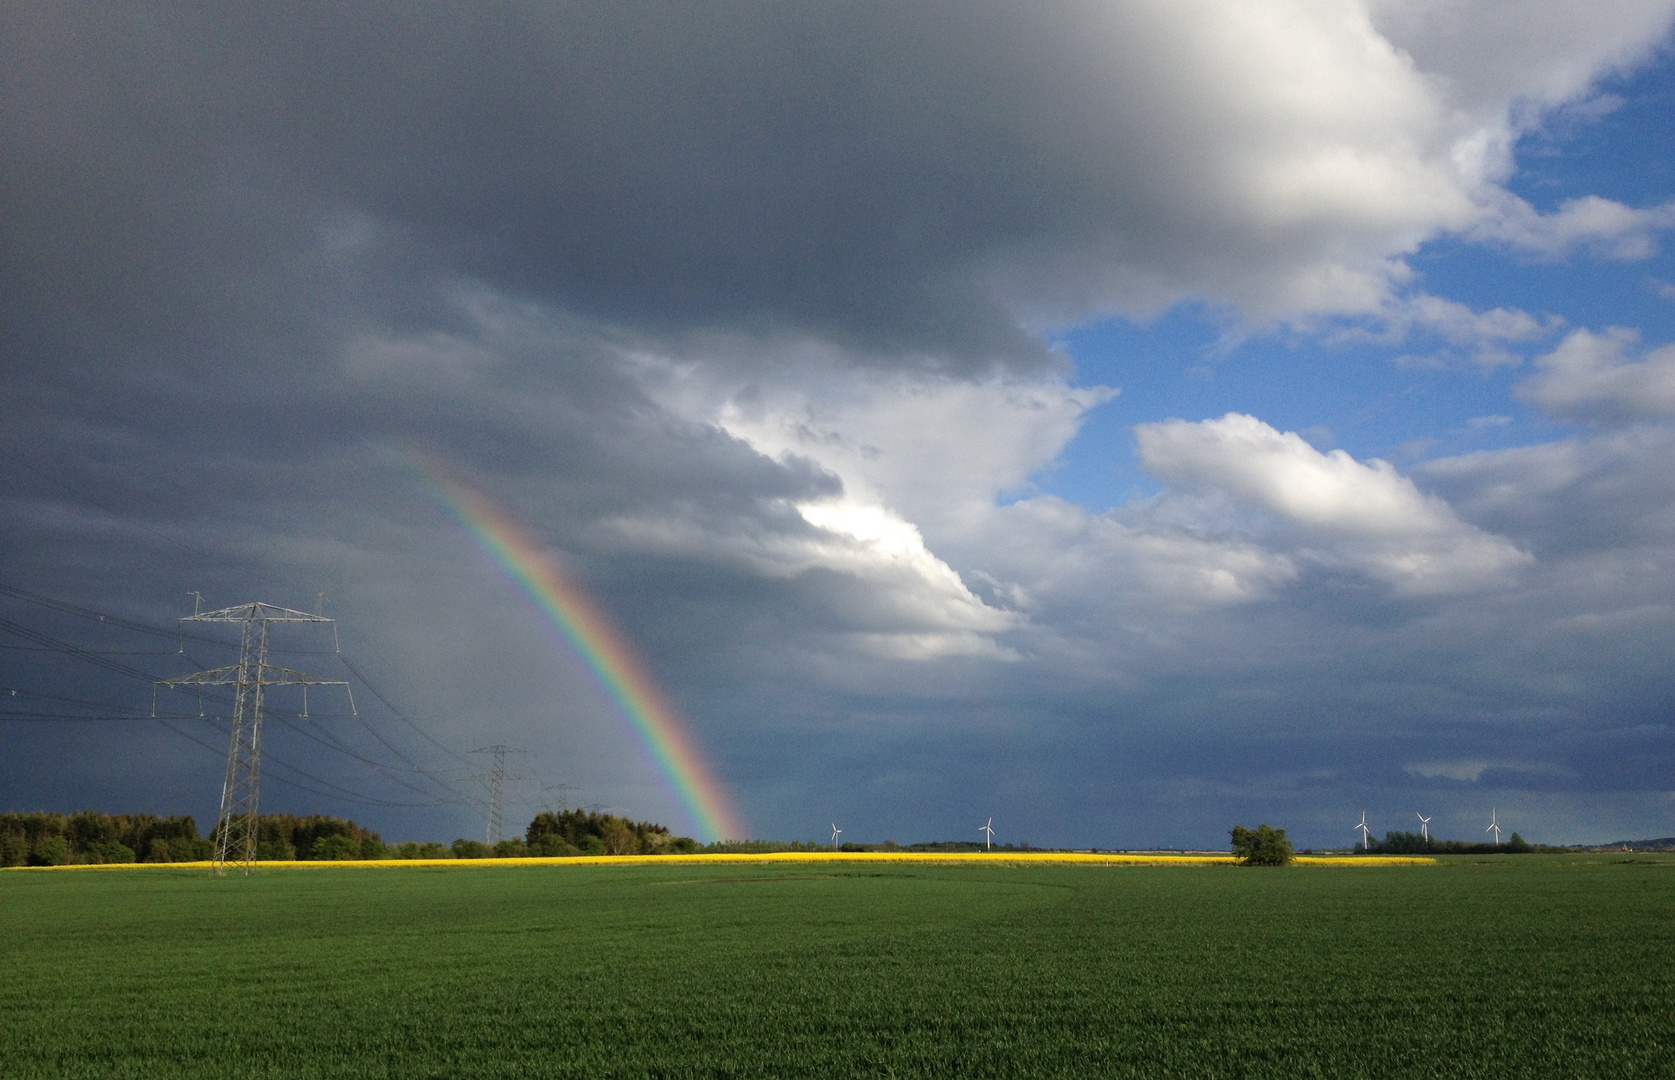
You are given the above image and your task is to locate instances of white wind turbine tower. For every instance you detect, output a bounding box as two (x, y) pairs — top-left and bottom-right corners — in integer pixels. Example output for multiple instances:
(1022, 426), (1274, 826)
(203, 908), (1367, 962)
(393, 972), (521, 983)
(830, 824), (842, 851)
(1417, 813), (1431, 842)
(1486, 807), (1502, 845)
(1355, 811), (1372, 850)
(980, 817), (995, 850)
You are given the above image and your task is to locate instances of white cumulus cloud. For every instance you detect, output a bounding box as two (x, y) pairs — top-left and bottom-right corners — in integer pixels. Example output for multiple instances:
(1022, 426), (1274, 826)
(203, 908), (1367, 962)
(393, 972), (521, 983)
(1515, 327), (1675, 422)
(1135, 413), (1532, 593)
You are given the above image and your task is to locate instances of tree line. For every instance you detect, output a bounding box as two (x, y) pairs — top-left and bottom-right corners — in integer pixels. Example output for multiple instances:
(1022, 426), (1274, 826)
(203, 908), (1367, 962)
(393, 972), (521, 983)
(2, 811), (212, 866)
(0, 810), (393, 865)
(1356, 829), (1537, 855)
(0, 808), (705, 866)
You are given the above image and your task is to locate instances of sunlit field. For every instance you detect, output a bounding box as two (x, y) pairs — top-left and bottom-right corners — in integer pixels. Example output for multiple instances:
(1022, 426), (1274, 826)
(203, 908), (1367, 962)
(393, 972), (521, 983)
(3, 855), (1671, 1078)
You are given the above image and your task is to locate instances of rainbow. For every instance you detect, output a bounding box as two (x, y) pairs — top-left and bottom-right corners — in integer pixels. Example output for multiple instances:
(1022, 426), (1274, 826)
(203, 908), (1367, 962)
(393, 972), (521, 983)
(404, 454), (745, 842)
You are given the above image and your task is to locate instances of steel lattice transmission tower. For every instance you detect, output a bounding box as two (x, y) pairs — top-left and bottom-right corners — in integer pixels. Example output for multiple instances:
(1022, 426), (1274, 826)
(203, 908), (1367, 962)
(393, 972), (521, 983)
(468, 745), (525, 844)
(159, 601), (347, 875)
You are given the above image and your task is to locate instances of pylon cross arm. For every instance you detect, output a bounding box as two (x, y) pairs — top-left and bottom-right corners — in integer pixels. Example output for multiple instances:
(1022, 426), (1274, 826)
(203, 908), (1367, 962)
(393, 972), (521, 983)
(159, 664), (347, 687)
(183, 602), (334, 623)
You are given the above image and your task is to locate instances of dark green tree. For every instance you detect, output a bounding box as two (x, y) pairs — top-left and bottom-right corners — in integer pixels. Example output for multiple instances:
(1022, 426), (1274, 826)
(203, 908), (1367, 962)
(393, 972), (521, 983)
(310, 834), (361, 860)
(1230, 824), (1294, 866)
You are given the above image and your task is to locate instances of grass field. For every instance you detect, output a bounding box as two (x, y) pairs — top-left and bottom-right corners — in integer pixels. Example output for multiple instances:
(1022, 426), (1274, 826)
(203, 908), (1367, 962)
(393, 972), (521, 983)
(2, 855), (1671, 1078)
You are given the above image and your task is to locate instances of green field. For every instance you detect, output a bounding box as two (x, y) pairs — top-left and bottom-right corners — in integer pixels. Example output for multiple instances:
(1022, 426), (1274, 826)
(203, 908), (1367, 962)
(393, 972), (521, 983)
(2, 856), (1671, 1078)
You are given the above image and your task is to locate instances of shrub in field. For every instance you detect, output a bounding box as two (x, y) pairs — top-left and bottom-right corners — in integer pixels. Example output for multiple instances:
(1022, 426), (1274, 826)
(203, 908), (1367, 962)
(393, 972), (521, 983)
(452, 839), (494, 859)
(1, 833), (29, 867)
(601, 820), (640, 855)
(1230, 824), (1294, 866)
(642, 833), (701, 854)
(312, 835), (362, 860)
(83, 840), (136, 864)
(29, 835), (68, 866)
(530, 834), (580, 857)
(388, 841), (454, 859)
(580, 835), (607, 856)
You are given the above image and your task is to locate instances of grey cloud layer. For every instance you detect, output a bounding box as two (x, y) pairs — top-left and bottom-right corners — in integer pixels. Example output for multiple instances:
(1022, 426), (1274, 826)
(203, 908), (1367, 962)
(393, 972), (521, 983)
(12, 0), (1673, 377)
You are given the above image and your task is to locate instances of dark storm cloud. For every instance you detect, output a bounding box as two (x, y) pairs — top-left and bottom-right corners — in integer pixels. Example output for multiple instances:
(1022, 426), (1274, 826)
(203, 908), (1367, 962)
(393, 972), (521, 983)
(5, 1), (1126, 369)
(13, 0), (1593, 377)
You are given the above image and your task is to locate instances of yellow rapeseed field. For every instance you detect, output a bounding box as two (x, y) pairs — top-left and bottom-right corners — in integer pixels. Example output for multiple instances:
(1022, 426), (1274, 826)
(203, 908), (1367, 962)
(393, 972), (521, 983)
(7, 851), (1434, 871)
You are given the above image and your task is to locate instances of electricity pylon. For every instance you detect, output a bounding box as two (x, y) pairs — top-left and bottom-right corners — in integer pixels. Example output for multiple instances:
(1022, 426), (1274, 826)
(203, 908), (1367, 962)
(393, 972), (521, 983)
(158, 602), (347, 875)
(468, 745), (525, 844)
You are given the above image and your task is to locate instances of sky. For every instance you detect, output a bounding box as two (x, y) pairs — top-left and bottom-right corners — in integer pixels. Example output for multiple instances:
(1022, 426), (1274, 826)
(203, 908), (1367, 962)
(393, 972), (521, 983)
(4, 1), (1675, 850)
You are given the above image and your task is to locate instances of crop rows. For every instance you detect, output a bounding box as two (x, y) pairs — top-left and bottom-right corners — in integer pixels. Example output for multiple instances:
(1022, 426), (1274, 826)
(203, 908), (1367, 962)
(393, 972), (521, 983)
(2, 856), (1671, 1077)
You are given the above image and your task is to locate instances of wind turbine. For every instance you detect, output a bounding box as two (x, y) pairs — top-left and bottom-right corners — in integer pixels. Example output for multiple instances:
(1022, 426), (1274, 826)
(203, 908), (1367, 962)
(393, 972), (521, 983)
(979, 817), (995, 850)
(1486, 807), (1502, 845)
(1416, 813), (1431, 842)
(830, 824), (842, 851)
(1355, 811), (1372, 850)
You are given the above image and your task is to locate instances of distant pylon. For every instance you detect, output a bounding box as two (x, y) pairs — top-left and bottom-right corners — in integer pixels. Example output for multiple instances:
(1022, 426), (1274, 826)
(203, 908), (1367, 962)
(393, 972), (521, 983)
(158, 602), (346, 875)
(469, 745), (526, 844)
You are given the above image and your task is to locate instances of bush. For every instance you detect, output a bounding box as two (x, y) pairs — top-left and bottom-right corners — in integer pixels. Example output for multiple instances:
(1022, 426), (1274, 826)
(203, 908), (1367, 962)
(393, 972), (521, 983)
(1231, 824), (1294, 866)
(580, 835), (607, 856)
(2, 834), (30, 867)
(452, 839), (493, 859)
(601, 820), (640, 855)
(493, 838), (528, 858)
(388, 841), (453, 859)
(530, 834), (580, 857)
(311, 834), (362, 860)
(255, 840), (296, 861)
(639, 832), (701, 855)
(84, 840), (136, 864)
(29, 835), (68, 866)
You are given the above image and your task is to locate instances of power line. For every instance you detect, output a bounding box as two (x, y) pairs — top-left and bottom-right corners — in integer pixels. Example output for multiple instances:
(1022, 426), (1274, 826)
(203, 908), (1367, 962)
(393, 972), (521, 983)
(0, 615), (177, 683)
(1, 586), (483, 817)
(148, 714), (452, 809)
(275, 715), (461, 805)
(334, 652), (472, 767)
(0, 581), (229, 647)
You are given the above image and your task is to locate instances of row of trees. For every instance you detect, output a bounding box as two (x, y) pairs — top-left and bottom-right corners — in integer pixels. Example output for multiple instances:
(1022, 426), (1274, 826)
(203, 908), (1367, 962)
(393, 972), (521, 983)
(522, 809), (700, 856)
(1358, 829), (1534, 855)
(2, 811), (213, 866)
(1226, 823), (1544, 864)
(1, 808), (704, 865)
(0, 811), (398, 866)
(228, 814), (390, 861)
